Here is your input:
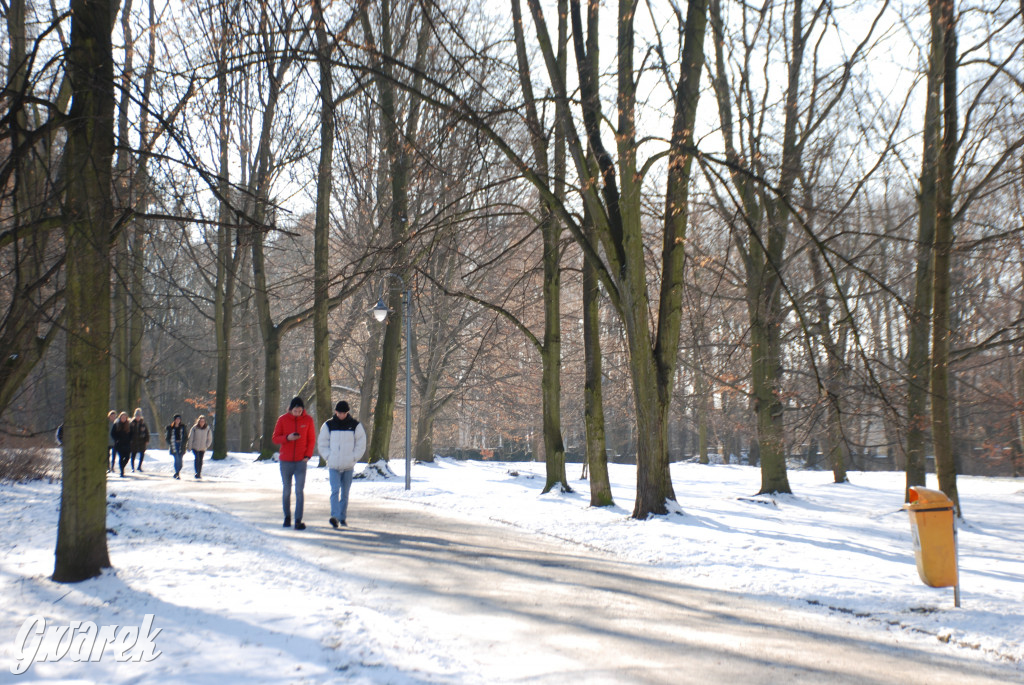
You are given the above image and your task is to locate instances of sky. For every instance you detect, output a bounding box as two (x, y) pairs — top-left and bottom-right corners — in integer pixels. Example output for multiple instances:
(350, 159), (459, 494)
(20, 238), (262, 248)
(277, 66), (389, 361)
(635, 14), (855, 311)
(0, 451), (1021, 682)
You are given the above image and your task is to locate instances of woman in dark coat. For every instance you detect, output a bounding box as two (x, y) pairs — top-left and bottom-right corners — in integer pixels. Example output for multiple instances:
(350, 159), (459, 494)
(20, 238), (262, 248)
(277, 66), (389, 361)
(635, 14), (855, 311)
(111, 412), (133, 477)
(166, 414), (187, 479)
(129, 408), (150, 472)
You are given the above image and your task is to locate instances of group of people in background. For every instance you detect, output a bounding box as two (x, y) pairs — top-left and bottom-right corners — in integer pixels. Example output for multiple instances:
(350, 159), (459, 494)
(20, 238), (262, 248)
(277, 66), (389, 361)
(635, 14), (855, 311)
(84, 395), (368, 528)
(106, 409), (212, 479)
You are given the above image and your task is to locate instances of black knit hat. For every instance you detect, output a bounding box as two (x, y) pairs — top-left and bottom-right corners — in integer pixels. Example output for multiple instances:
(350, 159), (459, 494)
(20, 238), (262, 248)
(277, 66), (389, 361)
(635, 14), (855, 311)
(335, 401), (350, 413)
(289, 396), (305, 410)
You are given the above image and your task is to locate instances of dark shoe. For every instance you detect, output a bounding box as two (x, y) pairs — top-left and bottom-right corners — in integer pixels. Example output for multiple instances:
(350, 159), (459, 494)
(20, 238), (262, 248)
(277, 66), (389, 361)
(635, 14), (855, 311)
(340, 520), (347, 527)
(283, 518), (291, 528)
(195, 473), (201, 479)
(137, 467), (143, 472)
(120, 472), (125, 478)
(294, 521), (306, 530)
(329, 517), (339, 529)
(173, 473), (180, 480)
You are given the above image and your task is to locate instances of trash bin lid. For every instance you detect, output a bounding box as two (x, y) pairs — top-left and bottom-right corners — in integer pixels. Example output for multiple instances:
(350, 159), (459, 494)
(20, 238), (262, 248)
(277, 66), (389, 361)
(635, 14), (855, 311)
(904, 486), (954, 510)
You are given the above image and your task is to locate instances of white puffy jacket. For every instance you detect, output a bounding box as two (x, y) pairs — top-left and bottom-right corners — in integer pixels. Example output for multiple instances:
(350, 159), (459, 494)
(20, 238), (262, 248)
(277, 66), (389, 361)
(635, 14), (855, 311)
(317, 416), (367, 471)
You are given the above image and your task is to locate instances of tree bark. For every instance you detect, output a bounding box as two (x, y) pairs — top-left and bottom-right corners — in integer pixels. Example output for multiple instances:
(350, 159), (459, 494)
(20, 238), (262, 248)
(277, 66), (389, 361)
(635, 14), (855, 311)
(905, 0), (946, 498)
(212, 5), (240, 460)
(930, 0), (960, 515)
(582, 212), (612, 506)
(54, 0), (116, 583)
(312, 0), (335, 432)
(364, 1), (429, 465)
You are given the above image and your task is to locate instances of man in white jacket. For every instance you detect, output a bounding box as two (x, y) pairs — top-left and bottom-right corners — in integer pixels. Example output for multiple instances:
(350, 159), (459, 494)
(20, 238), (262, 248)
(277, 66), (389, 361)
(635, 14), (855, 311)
(317, 401), (367, 528)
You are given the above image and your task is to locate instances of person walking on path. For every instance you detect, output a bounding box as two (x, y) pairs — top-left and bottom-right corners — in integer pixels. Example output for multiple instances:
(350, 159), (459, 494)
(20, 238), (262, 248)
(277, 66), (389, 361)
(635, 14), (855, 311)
(317, 401), (366, 529)
(107, 410), (118, 472)
(129, 408), (150, 472)
(187, 415), (213, 479)
(166, 414), (187, 479)
(272, 396), (316, 530)
(111, 412), (132, 477)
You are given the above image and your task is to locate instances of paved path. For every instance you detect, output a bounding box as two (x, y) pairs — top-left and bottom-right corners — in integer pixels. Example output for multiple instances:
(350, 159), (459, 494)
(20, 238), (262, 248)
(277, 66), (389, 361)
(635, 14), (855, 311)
(193, 478), (1018, 685)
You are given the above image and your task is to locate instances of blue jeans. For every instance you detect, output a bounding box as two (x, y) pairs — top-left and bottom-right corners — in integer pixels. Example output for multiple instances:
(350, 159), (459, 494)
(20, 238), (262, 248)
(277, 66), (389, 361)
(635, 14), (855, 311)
(171, 449), (184, 475)
(280, 460), (308, 522)
(329, 468), (354, 522)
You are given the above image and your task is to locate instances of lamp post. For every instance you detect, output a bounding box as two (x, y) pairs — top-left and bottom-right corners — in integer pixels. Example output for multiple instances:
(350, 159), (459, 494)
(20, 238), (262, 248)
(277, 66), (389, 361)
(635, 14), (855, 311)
(370, 273), (412, 490)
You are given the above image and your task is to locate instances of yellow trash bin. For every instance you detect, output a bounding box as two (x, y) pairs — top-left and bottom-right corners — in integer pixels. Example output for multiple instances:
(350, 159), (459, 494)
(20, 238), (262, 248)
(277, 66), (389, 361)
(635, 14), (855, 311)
(904, 486), (960, 606)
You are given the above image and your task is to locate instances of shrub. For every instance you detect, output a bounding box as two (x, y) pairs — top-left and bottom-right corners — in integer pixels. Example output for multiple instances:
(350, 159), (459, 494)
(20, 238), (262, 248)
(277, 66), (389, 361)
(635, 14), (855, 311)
(0, 448), (61, 483)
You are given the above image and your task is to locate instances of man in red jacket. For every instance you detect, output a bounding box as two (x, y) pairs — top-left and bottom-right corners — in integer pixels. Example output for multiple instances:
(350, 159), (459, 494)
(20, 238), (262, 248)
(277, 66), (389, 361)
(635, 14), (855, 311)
(272, 396), (316, 530)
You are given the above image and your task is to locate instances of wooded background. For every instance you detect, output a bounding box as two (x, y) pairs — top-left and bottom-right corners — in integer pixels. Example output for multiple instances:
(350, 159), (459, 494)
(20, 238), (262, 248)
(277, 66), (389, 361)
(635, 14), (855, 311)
(3, 0), (1023, 534)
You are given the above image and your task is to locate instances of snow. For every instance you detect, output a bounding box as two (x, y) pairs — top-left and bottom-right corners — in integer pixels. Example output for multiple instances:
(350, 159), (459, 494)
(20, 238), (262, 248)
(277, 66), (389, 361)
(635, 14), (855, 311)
(1, 450), (1021, 682)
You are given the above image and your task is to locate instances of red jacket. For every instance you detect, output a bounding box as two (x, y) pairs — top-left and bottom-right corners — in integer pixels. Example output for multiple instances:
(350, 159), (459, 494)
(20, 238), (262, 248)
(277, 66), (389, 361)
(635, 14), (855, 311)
(272, 410), (316, 462)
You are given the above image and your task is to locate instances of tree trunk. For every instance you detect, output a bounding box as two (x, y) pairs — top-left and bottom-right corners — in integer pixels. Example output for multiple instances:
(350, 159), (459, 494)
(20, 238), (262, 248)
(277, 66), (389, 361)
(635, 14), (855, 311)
(368, 293), (403, 464)
(809, 246), (848, 483)
(312, 0), (334, 432)
(905, 0), (945, 498)
(212, 6), (238, 461)
(692, 345), (710, 465)
(359, 314), (381, 445)
(54, 0), (116, 583)
(257, 329), (281, 460)
(364, 1), (429, 466)
(582, 213), (612, 506)
(413, 378), (438, 463)
(512, 0), (570, 494)
(751, 302), (791, 493)
(930, 0), (960, 515)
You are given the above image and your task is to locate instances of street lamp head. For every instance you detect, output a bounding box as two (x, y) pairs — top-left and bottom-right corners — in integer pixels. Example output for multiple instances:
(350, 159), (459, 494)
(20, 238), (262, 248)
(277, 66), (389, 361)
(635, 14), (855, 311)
(370, 296), (390, 322)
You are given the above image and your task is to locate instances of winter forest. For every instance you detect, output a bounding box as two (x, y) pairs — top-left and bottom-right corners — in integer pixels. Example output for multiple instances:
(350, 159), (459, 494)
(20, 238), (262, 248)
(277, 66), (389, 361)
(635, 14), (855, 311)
(2, 0), (1023, 579)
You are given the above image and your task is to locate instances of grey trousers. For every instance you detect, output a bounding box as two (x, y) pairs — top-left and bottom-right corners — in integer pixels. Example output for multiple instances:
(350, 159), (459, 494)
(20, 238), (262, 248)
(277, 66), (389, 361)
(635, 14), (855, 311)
(280, 459), (308, 522)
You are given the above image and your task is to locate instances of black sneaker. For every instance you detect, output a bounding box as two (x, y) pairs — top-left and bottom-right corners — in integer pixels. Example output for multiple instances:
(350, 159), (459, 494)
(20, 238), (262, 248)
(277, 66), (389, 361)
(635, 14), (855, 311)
(294, 521), (306, 530)
(283, 518), (291, 528)
(339, 519), (347, 527)
(329, 517), (339, 529)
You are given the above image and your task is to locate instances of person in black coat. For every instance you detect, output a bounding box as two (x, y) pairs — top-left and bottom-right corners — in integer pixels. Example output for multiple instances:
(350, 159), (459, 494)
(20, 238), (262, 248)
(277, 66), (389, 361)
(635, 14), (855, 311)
(166, 414), (187, 479)
(129, 408), (150, 472)
(111, 412), (133, 477)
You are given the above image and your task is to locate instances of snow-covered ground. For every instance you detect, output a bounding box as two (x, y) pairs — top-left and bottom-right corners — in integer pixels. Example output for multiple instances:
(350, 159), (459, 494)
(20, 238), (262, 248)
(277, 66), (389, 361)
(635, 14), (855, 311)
(1, 450), (1021, 682)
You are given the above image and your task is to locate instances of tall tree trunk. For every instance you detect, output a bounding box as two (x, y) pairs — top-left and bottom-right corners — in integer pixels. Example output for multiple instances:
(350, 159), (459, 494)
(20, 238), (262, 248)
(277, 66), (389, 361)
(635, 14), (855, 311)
(905, 0), (945, 498)
(55, 0), (116, 583)
(212, 6), (239, 460)
(312, 0), (335, 432)
(359, 313), (381, 443)
(256, 325), (281, 460)
(364, 1), (429, 465)
(413, 376), (439, 463)
(694, 348), (710, 465)
(249, 5), (294, 460)
(128, 222), (144, 409)
(930, 0), (960, 515)
(582, 213), (612, 506)
(809, 246), (848, 483)
(112, 0), (135, 412)
(513, 0), (570, 493)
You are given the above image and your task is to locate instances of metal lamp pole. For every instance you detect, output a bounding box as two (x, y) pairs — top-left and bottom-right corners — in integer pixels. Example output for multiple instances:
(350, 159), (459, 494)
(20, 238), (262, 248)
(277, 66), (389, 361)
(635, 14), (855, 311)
(371, 274), (412, 490)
